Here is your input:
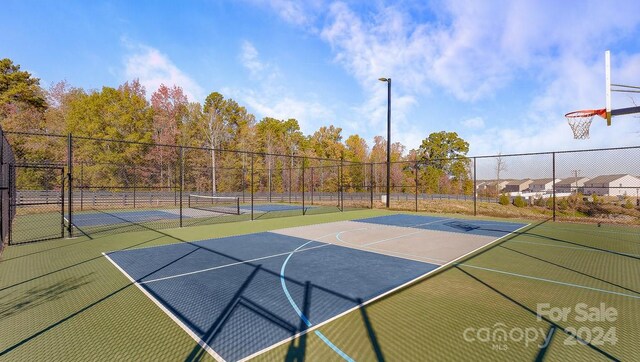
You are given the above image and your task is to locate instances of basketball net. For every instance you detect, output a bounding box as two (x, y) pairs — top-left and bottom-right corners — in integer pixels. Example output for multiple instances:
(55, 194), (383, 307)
(564, 109), (607, 140)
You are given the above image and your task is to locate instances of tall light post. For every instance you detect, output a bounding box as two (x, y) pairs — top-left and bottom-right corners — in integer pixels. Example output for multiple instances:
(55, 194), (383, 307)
(379, 77), (391, 208)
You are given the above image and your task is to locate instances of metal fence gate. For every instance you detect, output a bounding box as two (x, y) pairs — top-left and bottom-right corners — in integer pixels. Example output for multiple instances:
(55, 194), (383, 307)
(9, 164), (65, 244)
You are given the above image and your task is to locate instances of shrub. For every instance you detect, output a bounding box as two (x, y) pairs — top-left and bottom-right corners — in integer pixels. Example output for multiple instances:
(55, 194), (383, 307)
(567, 193), (583, 208)
(558, 198), (569, 210)
(513, 196), (526, 208)
(499, 194), (510, 205)
(546, 197), (554, 209)
(591, 193), (599, 204)
(623, 198), (634, 209)
(534, 197), (546, 207)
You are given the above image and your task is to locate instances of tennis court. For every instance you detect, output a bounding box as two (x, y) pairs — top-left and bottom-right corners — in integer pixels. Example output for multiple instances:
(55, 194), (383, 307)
(1, 210), (638, 361)
(104, 214), (526, 361)
(53, 201), (320, 233)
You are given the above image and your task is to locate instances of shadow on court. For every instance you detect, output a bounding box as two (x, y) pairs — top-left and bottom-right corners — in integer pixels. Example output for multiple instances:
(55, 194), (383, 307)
(6, 214), (628, 361)
(106, 229), (431, 361)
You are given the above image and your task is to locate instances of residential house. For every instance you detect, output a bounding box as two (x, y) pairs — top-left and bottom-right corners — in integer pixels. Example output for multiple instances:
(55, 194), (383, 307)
(504, 179), (533, 193)
(583, 174), (640, 196)
(529, 178), (560, 193)
(556, 177), (590, 193)
(478, 180), (510, 193)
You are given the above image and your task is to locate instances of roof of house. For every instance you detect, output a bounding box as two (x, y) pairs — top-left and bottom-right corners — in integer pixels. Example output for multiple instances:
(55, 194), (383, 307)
(585, 174), (633, 184)
(530, 178), (555, 186)
(483, 179), (512, 186)
(506, 179), (532, 186)
(557, 177), (589, 185)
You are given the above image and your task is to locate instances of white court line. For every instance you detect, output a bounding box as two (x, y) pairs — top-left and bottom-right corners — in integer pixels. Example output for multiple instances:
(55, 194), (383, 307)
(102, 252), (226, 362)
(140, 233), (334, 284)
(362, 247), (449, 264)
(532, 224), (640, 237)
(141, 218), (456, 284)
(508, 240), (640, 258)
(458, 264), (640, 300)
(333, 218), (454, 247)
(242, 221), (532, 361)
(361, 218), (453, 247)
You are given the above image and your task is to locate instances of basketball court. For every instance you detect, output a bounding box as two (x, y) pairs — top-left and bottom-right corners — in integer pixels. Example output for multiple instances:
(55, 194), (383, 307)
(104, 214), (527, 361)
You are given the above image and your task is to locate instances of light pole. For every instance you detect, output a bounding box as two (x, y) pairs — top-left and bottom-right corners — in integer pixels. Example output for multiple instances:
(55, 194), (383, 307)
(379, 77), (391, 208)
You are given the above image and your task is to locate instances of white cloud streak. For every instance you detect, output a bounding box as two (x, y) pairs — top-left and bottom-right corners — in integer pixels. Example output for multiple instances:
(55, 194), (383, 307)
(123, 43), (204, 102)
(229, 41), (333, 134)
(305, 1), (640, 152)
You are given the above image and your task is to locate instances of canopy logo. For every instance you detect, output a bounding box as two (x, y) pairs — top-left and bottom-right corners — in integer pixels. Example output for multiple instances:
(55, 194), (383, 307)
(462, 302), (618, 351)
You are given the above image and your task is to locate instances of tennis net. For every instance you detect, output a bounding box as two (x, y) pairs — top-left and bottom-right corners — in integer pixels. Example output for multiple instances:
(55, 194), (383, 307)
(188, 195), (241, 215)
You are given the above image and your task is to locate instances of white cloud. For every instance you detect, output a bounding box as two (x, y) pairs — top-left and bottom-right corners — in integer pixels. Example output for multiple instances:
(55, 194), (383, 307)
(226, 41), (333, 134)
(249, 1), (640, 154)
(123, 43), (204, 102)
(247, 0), (322, 26)
(238, 90), (334, 134)
(313, 1), (640, 153)
(239, 41), (265, 76)
(462, 117), (485, 129)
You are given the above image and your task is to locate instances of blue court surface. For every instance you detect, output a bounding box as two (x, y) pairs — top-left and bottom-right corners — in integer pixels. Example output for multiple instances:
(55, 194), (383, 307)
(68, 204), (320, 228)
(356, 214), (527, 238)
(105, 230), (437, 361)
(241, 204), (316, 212)
(68, 210), (182, 227)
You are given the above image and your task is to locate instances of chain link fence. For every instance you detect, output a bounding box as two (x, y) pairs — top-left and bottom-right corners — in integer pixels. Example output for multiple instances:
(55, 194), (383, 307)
(0, 127), (16, 252)
(2, 130), (639, 244)
(2, 132), (365, 243)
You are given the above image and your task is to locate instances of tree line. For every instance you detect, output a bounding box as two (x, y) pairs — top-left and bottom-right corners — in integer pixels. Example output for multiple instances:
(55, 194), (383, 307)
(1, 58), (472, 195)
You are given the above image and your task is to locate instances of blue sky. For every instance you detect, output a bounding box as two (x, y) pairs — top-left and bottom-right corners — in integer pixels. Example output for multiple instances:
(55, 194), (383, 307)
(2, 0), (640, 155)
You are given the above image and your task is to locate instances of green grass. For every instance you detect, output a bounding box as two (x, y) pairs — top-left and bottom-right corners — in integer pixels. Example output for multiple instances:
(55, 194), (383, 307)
(0, 209), (388, 360)
(256, 220), (640, 361)
(1, 210), (638, 361)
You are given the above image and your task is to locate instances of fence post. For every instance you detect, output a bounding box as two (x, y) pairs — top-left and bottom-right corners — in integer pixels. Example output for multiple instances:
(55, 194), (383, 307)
(310, 167), (314, 205)
(268, 165), (272, 203)
(80, 162), (84, 211)
(302, 158), (306, 215)
(67, 133), (73, 238)
(60, 169), (65, 238)
(251, 154), (254, 221)
(415, 161), (419, 212)
(369, 163), (373, 209)
(174, 162), (178, 207)
(179, 146), (183, 227)
(242, 167), (246, 204)
(552, 152), (556, 222)
(132, 164), (136, 209)
(0, 128), (3, 245)
(289, 159), (292, 204)
(473, 157), (477, 216)
(340, 159), (344, 211)
(7, 165), (12, 245)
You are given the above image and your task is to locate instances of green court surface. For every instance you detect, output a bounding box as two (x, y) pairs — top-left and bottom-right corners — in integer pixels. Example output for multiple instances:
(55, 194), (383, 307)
(1, 210), (638, 361)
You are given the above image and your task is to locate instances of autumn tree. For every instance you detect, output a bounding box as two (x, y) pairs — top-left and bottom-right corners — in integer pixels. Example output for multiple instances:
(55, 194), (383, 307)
(254, 117), (303, 193)
(308, 125), (345, 192)
(417, 131), (471, 194)
(65, 80), (153, 186)
(198, 92), (229, 193)
(149, 84), (187, 187)
(0, 58), (46, 121)
(344, 134), (369, 190)
(369, 136), (386, 192)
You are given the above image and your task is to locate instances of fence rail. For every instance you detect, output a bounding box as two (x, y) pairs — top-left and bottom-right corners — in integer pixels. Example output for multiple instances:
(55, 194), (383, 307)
(3, 131), (639, 244)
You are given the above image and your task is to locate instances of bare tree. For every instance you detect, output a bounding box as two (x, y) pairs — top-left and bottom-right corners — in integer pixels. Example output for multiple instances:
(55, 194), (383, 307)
(203, 107), (229, 194)
(495, 152), (507, 194)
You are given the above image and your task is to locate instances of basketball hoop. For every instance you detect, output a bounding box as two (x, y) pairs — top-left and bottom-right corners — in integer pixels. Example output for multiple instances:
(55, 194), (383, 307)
(564, 109), (606, 140)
